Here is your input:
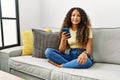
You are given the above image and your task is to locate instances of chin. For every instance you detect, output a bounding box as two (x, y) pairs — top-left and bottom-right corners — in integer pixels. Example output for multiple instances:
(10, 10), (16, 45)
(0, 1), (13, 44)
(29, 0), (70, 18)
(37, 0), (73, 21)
(72, 21), (80, 24)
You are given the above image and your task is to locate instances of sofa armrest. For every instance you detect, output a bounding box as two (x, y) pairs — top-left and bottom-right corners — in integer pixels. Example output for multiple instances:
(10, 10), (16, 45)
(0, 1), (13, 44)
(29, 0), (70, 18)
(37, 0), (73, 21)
(0, 46), (22, 58)
(0, 46), (22, 72)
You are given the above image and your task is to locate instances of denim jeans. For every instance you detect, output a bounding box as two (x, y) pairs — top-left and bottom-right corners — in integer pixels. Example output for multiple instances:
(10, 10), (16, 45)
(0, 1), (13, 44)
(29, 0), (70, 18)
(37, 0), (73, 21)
(45, 48), (93, 69)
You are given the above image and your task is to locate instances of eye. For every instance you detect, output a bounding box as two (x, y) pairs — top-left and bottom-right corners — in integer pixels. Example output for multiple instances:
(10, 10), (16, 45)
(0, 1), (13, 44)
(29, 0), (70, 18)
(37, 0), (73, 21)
(71, 14), (75, 17)
(77, 14), (80, 17)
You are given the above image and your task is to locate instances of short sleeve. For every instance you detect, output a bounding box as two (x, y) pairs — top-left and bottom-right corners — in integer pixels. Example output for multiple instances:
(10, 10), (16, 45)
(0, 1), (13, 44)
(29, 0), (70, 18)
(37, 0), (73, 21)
(88, 27), (93, 38)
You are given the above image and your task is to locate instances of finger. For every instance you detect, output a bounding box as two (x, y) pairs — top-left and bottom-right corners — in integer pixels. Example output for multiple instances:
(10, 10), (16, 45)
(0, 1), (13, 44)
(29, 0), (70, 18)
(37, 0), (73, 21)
(79, 57), (83, 64)
(82, 58), (87, 65)
(63, 34), (70, 39)
(65, 33), (68, 36)
(81, 58), (85, 64)
(62, 33), (67, 38)
(77, 57), (80, 64)
(66, 33), (70, 36)
(62, 32), (66, 35)
(67, 35), (71, 38)
(81, 59), (85, 65)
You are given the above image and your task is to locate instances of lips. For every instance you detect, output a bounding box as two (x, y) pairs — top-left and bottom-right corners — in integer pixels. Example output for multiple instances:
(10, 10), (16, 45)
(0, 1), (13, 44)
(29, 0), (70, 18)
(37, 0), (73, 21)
(73, 20), (79, 23)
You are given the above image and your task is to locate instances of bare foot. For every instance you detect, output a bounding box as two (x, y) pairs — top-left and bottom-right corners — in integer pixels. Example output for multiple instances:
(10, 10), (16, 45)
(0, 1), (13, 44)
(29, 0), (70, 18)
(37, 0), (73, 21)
(48, 60), (62, 68)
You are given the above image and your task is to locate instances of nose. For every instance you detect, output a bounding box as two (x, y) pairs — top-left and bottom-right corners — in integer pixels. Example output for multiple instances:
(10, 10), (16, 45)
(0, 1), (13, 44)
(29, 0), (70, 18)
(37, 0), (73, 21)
(74, 16), (77, 19)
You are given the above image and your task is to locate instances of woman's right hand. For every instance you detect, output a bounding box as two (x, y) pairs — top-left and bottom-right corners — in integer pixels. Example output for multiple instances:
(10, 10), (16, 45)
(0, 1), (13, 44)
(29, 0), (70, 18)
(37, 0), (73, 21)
(61, 32), (71, 41)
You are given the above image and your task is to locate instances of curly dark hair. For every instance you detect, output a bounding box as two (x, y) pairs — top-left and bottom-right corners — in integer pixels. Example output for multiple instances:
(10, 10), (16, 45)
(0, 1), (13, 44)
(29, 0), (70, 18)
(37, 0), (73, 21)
(59, 7), (91, 47)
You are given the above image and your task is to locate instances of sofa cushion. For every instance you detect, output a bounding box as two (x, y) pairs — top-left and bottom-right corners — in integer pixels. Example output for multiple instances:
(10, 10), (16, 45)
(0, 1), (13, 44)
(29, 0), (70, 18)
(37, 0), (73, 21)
(9, 56), (120, 80)
(32, 29), (59, 58)
(9, 56), (57, 80)
(21, 30), (33, 56)
(92, 28), (120, 64)
(51, 63), (120, 80)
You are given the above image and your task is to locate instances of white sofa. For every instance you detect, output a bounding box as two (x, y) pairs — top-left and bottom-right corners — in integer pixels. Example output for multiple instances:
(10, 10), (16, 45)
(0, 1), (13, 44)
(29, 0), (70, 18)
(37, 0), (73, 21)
(0, 28), (120, 80)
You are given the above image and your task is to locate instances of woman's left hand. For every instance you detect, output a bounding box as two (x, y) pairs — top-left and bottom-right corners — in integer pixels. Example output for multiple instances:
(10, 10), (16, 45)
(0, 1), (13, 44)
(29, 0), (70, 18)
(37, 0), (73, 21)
(77, 52), (87, 65)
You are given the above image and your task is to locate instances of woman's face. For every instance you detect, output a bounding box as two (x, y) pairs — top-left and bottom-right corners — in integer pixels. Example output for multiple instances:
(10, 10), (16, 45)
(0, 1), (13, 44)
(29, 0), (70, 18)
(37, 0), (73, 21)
(71, 9), (81, 25)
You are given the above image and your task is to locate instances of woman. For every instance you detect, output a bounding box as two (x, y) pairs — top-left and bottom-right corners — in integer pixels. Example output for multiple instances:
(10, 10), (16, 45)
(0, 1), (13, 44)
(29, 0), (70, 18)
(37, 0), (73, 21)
(45, 7), (93, 69)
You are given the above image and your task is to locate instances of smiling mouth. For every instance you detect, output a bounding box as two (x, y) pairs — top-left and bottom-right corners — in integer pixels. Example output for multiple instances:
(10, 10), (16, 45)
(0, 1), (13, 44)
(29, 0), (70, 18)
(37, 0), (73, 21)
(73, 20), (79, 22)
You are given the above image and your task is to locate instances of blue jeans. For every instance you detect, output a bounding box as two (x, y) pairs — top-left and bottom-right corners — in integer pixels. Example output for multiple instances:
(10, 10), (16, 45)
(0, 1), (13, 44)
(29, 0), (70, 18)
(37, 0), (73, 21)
(45, 48), (93, 69)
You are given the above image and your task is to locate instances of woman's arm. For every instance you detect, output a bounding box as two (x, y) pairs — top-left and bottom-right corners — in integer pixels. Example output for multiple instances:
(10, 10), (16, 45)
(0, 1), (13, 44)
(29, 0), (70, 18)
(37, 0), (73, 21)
(77, 38), (92, 64)
(84, 38), (92, 56)
(59, 32), (70, 53)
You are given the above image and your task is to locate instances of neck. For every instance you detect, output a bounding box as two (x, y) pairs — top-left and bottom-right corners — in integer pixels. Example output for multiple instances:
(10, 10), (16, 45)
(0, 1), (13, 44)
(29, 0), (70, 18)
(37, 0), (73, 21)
(72, 25), (78, 31)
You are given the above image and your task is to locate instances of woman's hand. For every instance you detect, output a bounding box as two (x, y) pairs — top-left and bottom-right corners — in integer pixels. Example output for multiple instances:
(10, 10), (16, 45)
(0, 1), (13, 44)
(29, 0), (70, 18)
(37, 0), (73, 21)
(61, 32), (71, 41)
(77, 52), (87, 65)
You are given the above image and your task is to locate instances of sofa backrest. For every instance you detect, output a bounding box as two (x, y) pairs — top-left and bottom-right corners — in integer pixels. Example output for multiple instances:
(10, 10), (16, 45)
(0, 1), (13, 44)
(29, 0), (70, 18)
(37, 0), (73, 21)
(92, 28), (120, 64)
(32, 28), (120, 64)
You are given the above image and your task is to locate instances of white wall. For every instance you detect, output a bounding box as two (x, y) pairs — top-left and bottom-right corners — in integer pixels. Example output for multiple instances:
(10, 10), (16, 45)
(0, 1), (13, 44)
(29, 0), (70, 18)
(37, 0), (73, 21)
(19, 0), (120, 30)
(16, 0), (120, 44)
(40, 0), (120, 29)
(18, 0), (41, 44)
(19, 0), (41, 31)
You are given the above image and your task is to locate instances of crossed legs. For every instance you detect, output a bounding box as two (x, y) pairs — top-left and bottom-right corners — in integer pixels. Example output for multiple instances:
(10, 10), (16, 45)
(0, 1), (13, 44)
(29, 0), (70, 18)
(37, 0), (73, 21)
(45, 48), (93, 69)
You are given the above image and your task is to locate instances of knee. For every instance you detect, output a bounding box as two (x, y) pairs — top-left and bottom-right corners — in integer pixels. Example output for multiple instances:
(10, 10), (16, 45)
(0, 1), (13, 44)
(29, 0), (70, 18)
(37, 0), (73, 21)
(45, 48), (54, 58)
(83, 58), (93, 68)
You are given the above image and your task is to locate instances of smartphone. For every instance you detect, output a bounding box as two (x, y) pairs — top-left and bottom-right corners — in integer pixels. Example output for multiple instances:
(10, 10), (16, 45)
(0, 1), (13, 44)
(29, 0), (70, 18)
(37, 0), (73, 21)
(62, 28), (71, 37)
